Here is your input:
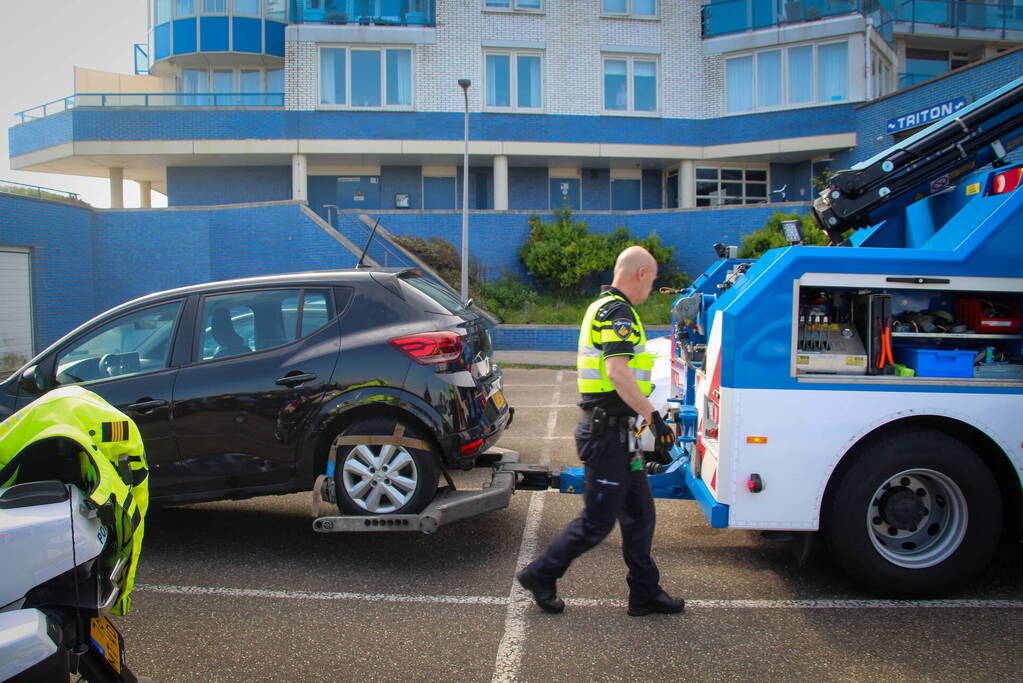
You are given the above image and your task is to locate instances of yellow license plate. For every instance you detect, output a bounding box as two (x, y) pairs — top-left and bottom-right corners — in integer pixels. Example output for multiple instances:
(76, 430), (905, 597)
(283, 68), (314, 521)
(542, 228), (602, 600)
(492, 389), (506, 410)
(90, 616), (124, 674)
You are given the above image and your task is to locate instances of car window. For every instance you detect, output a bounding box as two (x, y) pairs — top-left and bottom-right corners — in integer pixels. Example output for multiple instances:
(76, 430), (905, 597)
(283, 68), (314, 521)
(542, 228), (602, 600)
(55, 301), (183, 385)
(400, 274), (467, 314)
(199, 288), (331, 362)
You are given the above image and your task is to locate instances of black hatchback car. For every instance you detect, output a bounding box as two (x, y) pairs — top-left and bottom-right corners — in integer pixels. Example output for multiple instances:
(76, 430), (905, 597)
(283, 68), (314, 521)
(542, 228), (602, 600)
(0, 269), (512, 516)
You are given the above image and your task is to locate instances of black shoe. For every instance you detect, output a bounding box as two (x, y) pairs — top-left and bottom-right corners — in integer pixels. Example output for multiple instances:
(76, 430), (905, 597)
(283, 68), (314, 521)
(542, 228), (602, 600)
(627, 590), (685, 616)
(516, 569), (565, 614)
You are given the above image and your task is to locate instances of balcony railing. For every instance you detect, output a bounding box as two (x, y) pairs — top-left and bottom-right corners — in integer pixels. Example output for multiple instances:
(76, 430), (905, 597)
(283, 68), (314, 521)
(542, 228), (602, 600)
(15, 93), (285, 123)
(290, 0), (435, 26)
(884, 0), (1023, 36)
(703, 0), (895, 44)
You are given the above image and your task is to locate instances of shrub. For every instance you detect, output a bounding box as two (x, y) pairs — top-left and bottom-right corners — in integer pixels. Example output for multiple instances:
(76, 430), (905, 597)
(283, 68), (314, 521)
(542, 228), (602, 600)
(519, 209), (609, 294)
(737, 210), (830, 258)
(391, 234), (484, 293)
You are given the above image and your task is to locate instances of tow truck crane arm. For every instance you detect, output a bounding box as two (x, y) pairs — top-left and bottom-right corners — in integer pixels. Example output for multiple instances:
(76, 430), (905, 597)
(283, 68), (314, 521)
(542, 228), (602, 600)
(813, 74), (1023, 243)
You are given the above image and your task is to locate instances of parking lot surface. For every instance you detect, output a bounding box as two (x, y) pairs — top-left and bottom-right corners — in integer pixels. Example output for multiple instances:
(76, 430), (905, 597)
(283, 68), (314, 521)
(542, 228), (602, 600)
(118, 368), (1023, 682)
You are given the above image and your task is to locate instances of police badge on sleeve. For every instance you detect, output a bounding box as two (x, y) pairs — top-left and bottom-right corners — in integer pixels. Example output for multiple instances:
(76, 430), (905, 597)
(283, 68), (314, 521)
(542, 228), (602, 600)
(612, 319), (633, 339)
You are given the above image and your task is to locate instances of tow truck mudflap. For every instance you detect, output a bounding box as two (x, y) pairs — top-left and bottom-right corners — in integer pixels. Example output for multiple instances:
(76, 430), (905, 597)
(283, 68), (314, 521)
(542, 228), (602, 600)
(313, 447), (544, 534)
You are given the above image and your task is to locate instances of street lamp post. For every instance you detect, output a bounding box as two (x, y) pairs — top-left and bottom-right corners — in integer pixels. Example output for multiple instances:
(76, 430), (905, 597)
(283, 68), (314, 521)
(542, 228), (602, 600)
(458, 78), (471, 303)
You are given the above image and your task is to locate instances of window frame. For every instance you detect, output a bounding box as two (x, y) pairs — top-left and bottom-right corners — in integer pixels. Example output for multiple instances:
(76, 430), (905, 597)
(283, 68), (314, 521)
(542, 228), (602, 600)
(694, 165), (770, 207)
(601, 0), (657, 19)
(317, 45), (415, 110)
(202, 0), (228, 13)
(483, 0), (544, 11)
(233, 0), (261, 16)
(724, 39), (850, 115)
(177, 66), (283, 104)
(601, 54), (660, 116)
(483, 49), (544, 112)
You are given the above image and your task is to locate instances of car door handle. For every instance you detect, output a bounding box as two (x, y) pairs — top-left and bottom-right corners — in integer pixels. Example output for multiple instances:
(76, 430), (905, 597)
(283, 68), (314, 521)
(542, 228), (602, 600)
(275, 373), (317, 387)
(127, 399), (168, 413)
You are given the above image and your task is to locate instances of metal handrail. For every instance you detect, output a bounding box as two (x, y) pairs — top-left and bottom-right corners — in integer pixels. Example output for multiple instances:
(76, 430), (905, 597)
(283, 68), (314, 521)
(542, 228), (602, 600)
(0, 179), (81, 201)
(15, 92), (286, 123)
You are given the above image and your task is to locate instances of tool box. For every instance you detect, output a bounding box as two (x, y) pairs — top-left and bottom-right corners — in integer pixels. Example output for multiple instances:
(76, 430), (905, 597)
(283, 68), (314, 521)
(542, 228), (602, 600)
(894, 347), (976, 378)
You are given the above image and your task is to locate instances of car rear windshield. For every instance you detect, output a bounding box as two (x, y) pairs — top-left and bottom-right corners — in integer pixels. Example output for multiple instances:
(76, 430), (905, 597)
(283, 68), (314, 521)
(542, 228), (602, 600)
(400, 274), (467, 315)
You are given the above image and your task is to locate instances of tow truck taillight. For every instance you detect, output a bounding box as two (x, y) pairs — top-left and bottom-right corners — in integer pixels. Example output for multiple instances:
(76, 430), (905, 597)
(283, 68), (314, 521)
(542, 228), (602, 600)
(992, 167), (1022, 195)
(389, 332), (464, 364)
(461, 437), (484, 456)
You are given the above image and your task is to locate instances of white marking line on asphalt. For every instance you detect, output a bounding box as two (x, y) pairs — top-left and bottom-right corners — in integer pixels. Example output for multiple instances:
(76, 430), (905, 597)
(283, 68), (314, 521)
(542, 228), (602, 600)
(492, 370), (562, 683)
(132, 585), (1023, 610)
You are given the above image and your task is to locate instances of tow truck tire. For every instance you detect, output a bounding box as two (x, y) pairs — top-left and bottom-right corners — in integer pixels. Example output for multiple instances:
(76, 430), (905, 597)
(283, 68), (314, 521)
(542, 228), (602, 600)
(334, 417), (439, 516)
(824, 428), (1001, 598)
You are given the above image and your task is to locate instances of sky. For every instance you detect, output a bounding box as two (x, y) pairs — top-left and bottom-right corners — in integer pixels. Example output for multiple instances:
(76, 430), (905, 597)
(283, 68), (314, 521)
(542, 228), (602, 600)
(1, 0), (167, 208)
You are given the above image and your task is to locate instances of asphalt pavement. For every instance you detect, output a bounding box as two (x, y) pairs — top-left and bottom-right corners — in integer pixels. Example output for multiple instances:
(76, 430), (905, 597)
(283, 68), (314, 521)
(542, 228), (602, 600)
(115, 367), (1023, 682)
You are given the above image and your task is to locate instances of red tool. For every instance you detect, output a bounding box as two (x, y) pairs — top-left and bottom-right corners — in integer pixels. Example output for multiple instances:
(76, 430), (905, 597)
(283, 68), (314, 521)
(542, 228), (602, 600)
(876, 316), (894, 369)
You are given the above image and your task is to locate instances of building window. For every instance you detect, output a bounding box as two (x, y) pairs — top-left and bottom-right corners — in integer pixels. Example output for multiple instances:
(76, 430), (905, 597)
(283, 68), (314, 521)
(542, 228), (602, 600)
(484, 0), (542, 10)
(871, 48), (893, 100)
(602, 0), (655, 17)
(234, 0), (260, 14)
(603, 56), (657, 113)
(485, 51), (542, 110)
(696, 167), (768, 206)
(203, 0), (227, 12)
(320, 47), (413, 108)
(180, 67), (283, 104)
(176, 0), (195, 17)
(156, 0), (172, 22)
(726, 40), (848, 114)
(265, 0), (286, 21)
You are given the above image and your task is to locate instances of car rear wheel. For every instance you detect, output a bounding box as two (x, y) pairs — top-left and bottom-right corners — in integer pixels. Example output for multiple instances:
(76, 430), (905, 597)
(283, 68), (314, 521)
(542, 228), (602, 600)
(334, 417), (439, 516)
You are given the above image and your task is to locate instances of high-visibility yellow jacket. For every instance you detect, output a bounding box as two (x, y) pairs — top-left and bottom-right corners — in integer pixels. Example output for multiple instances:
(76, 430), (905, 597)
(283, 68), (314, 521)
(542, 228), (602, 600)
(577, 290), (656, 396)
(0, 386), (148, 616)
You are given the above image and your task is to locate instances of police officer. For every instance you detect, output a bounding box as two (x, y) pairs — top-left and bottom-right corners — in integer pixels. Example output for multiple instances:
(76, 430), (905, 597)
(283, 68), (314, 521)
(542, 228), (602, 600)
(517, 246), (683, 616)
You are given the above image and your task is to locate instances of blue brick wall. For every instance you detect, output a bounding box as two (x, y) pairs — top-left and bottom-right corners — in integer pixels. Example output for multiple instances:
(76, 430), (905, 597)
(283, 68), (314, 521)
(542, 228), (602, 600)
(508, 168), (548, 210)
(369, 205), (803, 281)
(0, 194), (96, 351)
(167, 166), (291, 206)
(9, 104), (858, 158)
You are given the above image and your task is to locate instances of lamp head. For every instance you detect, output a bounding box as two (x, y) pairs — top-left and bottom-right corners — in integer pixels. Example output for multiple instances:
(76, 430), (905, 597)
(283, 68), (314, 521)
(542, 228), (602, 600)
(457, 78), (471, 90)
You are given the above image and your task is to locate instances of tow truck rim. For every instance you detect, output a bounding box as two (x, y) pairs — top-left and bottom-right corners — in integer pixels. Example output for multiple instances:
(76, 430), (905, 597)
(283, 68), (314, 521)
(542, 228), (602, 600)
(866, 468), (968, 569)
(341, 443), (420, 514)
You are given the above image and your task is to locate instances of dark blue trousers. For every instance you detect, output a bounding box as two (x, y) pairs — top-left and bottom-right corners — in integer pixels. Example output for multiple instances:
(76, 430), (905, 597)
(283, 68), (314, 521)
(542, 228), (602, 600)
(526, 416), (662, 601)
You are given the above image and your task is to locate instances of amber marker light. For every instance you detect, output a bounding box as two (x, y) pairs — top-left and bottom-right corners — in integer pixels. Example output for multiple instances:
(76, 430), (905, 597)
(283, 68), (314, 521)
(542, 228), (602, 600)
(746, 436), (768, 444)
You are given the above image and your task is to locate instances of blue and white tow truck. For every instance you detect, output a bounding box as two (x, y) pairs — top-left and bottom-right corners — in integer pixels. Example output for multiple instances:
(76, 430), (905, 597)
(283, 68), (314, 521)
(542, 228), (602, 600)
(534, 73), (1023, 597)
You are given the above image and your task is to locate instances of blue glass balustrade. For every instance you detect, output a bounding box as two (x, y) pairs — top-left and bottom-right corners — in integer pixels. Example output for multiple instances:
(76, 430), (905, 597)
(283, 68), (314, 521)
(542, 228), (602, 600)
(292, 0), (435, 25)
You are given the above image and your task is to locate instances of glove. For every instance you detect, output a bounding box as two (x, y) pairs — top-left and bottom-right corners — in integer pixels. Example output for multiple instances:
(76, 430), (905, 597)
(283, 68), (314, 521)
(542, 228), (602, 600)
(643, 412), (675, 466)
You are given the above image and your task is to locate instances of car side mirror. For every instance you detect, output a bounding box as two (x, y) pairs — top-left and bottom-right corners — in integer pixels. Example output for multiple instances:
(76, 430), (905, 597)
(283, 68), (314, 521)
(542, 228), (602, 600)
(18, 365), (45, 394)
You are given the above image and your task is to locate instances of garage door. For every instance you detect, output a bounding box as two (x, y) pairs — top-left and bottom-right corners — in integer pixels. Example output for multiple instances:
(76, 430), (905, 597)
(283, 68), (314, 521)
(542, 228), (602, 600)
(0, 247), (32, 372)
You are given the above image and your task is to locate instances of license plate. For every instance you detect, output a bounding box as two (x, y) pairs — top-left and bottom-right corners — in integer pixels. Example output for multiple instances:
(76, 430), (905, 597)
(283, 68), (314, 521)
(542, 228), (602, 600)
(491, 389), (506, 410)
(90, 616), (125, 675)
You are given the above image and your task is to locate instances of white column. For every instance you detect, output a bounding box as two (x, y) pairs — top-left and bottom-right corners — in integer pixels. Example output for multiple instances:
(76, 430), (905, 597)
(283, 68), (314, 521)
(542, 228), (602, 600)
(679, 160), (696, 209)
(291, 154), (308, 202)
(138, 181), (152, 208)
(493, 154), (509, 210)
(109, 167), (124, 209)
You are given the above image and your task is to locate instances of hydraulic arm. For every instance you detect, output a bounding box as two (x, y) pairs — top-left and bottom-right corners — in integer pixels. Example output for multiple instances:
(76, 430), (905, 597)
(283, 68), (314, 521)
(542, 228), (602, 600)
(813, 74), (1023, 243)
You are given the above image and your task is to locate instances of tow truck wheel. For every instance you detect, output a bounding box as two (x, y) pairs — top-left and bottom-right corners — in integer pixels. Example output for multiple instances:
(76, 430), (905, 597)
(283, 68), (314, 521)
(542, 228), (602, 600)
(824, 428), (1001, 598)
(334, 418), (439, 516)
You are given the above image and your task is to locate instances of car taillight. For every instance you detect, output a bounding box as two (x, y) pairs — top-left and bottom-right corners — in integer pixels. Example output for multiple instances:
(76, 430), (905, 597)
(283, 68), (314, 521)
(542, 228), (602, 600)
(389, 331), (464, 364)
(992, 167), (1022, 195)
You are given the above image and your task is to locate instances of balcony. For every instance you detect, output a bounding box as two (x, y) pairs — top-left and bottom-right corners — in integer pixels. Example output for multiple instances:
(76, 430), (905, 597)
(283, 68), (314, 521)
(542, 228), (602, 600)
(291, 0), (435, 26)
(703, 0), (894, 44)
(15, 93), (285, 123)
(883, 0), (1023, 37)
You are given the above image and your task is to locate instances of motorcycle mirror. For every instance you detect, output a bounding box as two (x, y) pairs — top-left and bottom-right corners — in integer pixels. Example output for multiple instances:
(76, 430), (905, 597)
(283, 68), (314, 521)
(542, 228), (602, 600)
(18, 365), (45, 394)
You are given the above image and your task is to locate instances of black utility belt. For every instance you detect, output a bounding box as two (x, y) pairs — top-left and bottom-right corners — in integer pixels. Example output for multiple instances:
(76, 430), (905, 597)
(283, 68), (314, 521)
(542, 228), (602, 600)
(582, 406), (634, 435)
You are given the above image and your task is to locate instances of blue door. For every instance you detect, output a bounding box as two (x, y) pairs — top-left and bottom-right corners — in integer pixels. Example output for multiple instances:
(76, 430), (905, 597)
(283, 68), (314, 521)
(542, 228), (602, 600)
(549, 178), (581, 210)
(337, 176), (381, 210)
(611, 179), (641, 210)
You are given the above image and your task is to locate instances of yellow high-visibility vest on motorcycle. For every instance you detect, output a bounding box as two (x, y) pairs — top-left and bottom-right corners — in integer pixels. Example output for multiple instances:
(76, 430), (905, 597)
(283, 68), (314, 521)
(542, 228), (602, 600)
(577, 291), (656, 396)
(0, 385), (148, 616)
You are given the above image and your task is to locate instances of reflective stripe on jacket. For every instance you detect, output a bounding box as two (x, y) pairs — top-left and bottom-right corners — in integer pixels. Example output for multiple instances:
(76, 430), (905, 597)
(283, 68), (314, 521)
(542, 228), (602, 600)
(0, 385), (148, 616)
(576, 292), (656, 396)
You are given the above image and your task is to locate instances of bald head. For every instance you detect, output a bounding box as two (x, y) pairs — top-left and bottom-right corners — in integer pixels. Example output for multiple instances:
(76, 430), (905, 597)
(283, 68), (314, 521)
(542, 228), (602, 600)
(611, 246), (658, 305)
